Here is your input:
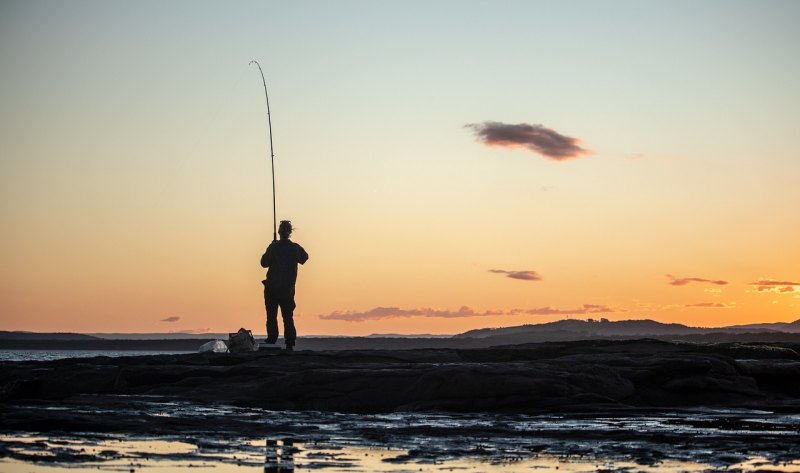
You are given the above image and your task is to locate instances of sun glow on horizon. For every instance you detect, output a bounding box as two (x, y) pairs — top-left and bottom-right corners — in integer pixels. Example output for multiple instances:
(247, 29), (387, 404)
(1, 1), (799, 335)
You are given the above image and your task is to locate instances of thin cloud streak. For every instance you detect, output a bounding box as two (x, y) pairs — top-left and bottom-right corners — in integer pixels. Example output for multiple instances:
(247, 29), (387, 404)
(685, 302), (733, 308)
(489, 269), (543, 281)
(751, 279), (800, 286)
(319, 306), (493, 322)
(466, 121), (590, 160)
(319, 304), (617, 322)
(172, 328), (211, 334)
(506, 304), (616, 316)
(667, 274), (728, 286)
(161, 316), (180, 323)
(751, 279), (799, 294)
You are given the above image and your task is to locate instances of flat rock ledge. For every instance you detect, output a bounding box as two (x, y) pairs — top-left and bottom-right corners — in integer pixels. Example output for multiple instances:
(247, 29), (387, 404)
(1, 339), (799, 413)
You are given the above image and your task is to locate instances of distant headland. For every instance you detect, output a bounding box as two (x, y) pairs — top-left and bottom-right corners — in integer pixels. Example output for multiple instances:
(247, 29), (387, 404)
(2, 318), (799, 351)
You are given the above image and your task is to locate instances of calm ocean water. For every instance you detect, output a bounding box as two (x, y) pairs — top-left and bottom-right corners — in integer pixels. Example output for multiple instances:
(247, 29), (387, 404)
(0, 350), (192, 362)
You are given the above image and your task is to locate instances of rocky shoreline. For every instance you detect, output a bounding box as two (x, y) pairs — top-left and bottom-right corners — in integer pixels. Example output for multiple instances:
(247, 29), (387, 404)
(2, 339), (799, 471)
(1, 339), (799, 415)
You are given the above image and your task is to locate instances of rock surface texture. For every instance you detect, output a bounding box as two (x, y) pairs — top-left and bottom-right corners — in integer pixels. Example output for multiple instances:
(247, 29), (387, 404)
(1, 339), (799, 413)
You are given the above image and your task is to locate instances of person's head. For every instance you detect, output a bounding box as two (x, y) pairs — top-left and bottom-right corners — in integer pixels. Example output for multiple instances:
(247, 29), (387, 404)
(278, 220), (293, 239)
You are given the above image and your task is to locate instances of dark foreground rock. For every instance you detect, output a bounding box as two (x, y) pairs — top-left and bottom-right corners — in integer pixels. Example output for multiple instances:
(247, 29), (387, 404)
(1, 339), (799, 413)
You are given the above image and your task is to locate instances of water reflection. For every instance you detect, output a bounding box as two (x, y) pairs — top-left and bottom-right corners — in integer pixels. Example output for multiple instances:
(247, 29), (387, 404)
(265, 437), (295, 472)
(2, 406), (800, 472)
(0, 433), (799, 472)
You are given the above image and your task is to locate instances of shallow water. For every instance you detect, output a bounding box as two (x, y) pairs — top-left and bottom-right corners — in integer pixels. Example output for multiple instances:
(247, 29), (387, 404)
(0, 350), (191, 362)
(1, 433), (798, 472)
(2, 400), (799, 472)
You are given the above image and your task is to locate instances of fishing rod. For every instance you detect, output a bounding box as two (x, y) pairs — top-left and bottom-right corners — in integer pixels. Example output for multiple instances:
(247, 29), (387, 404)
(249, 60), (277, 241)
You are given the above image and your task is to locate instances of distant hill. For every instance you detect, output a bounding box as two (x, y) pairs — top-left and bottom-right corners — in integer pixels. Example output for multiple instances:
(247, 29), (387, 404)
(723, 319), (800, 333)
(454, 319), (706, 339)
(4, 318), (800, 351)
(366, 333), (453, 339)
(452, 318), (800, 344)
(0, 331), (100, 341)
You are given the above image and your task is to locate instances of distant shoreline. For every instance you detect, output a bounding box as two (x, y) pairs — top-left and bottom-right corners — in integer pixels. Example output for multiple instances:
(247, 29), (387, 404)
(2, 331), (800, 352)
(3, 318), (800, 351)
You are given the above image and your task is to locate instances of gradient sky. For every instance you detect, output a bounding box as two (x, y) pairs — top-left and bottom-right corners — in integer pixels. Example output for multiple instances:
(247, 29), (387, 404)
(2, 0), (799, 335)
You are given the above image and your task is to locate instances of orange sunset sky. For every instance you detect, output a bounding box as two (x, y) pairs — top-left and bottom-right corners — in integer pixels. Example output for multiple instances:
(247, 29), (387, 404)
(1, 1), (799, 336)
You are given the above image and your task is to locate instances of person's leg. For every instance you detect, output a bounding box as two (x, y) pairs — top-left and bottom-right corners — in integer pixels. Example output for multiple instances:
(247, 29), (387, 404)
(264, 285), (279, 344)
(279, 294), (297, 348)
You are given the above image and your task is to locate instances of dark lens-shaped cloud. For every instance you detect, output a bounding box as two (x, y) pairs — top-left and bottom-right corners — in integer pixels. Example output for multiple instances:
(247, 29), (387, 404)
(161, 316), (180, 322)
(489, 269), (543, 281)
(667, 275), (728, 286)
(466, 121), (589, 160)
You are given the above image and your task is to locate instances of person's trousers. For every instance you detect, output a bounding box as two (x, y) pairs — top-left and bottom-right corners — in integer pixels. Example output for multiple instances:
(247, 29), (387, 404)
(263, 283), (297, 347)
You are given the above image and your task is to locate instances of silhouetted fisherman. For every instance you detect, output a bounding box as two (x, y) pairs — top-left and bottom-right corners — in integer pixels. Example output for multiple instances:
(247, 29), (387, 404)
(261, 220), (308, 351)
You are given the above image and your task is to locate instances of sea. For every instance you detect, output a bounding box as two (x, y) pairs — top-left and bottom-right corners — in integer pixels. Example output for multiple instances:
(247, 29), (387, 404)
(0, 349), (192, 362)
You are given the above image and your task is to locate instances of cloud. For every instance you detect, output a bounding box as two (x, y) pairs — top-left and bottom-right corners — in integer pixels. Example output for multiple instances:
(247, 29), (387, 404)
(667, 274), (728, 286)
(751, 279), (800, 286)
(751, 279), (800, 294)
(161, 316), (180, 323)
(489, 269), (543, 281)
(685, 302), (733, 309)
(505, 304), (616, 316)
(465, 122), (590, 160)
(319, 306), (487, 322)
(319, 304), (617, 322)
(171, 328), (211, 334)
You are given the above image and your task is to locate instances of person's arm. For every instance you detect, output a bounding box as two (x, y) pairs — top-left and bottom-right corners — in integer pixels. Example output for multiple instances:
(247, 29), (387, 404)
(260, 243), (274, 268)
(297, 244), (309, 265)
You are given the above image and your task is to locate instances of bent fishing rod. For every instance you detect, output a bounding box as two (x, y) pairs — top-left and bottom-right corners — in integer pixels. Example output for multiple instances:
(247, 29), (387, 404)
(249, 60), (278, 241)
